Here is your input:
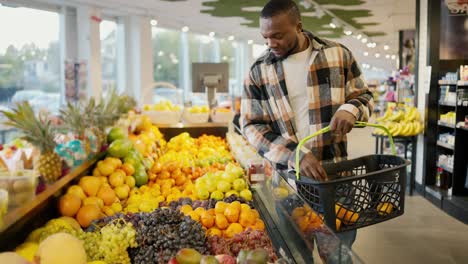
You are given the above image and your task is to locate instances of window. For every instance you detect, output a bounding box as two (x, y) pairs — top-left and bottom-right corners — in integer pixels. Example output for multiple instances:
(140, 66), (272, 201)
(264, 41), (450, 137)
(100, 19), (118, 97)
(0, 5), (61, 143)
(152, 27), (181, 90)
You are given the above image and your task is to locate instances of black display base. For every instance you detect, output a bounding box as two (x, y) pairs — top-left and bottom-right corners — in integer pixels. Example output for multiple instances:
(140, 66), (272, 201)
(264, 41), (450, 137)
(443, 196), (468, 224)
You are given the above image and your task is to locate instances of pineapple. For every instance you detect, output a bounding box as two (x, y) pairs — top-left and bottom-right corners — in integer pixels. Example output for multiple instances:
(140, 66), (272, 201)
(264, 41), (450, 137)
(60, 102), (87, 138)
(1, 102), (62, 182)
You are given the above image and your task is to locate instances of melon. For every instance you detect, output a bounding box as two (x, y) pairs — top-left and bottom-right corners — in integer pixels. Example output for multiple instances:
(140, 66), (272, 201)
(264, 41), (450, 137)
(0, 252), (30, 264)
(35, 233), (86, 264)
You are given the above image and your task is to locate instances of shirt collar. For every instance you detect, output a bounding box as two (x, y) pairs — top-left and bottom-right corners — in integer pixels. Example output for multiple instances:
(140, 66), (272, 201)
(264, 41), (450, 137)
(264, 30), (324, 65)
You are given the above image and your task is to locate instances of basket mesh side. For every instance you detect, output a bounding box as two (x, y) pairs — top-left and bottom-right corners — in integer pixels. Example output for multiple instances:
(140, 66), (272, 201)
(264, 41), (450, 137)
(296, 158), (406, 232)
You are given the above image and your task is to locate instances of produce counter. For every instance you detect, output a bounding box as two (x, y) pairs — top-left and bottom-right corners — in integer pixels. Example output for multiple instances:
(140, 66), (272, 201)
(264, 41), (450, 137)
(0, 163), (362, 263)
(0, 122), (362, 263)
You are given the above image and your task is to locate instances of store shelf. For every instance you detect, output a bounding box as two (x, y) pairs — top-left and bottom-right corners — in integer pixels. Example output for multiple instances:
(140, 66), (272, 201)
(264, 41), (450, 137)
(438, 101), (456, 107)
(425, 185), (448, 201)
(436, 141), (455, 150)
(0, 154), (103, 235)
(437, 121), (455, 129)
(438, 165), (453, 174)
(457, 80), (468, 86)
(438, 80), (458, 85)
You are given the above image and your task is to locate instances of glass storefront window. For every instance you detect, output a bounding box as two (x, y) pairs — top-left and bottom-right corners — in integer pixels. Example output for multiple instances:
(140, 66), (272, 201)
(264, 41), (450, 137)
(100, 19), (118, 97)
(0, 6), (61, 143)
(152, 27), (181, 91)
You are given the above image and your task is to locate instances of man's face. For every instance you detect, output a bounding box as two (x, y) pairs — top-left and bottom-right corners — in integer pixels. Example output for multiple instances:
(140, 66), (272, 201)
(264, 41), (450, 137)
(260, 13), (301, 58)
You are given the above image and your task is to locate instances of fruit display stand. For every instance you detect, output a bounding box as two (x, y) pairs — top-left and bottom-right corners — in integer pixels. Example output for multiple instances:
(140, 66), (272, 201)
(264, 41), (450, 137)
(0, 153), (104, 250)
(0, 131), (363, 264)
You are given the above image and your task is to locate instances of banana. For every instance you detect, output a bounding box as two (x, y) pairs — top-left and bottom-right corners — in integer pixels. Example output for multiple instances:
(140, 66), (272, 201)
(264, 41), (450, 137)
(377, 109), (392, 122)
(406, 108), (417, 122)
(412, 122), (422, 135)
(414, 110), (421, 122)
(390, 123), (401, 136)
(400, 122), (412, 136)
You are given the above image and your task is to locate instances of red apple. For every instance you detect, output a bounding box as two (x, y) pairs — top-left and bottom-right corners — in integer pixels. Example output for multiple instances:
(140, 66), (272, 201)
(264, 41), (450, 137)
(215, 255), (236, 264)
(168, 257), (179, 264)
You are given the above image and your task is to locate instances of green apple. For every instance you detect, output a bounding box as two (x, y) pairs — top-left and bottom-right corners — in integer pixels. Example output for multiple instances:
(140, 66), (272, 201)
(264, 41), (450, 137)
(224, 190), (239, 198)
(217, 181), (232, 193)
(197, 188), (210, 200)
(239, 189), (253, 201)
(233, 179), (247, 192)
(210, 190), (224, 201)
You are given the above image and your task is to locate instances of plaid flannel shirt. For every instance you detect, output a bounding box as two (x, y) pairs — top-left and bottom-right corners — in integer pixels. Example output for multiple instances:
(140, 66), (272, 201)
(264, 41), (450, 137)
(241, 31), (374, 170)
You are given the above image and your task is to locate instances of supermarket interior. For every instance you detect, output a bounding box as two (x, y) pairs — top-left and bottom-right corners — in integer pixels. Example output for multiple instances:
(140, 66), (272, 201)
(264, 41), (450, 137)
(0, 0), (467, 263)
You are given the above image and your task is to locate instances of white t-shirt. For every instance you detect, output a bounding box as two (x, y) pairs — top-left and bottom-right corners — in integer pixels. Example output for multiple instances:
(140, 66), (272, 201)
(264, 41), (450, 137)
(282, 44), (312, 141)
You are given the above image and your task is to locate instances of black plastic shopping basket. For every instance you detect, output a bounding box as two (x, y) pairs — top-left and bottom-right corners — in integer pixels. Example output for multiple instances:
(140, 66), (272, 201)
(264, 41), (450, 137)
(293, 121), (410, 233)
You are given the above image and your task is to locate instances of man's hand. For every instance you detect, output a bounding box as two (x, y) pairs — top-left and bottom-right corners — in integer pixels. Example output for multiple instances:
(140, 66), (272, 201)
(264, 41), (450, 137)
(330, 110), (356, 134)
(299, 152), (327, 181)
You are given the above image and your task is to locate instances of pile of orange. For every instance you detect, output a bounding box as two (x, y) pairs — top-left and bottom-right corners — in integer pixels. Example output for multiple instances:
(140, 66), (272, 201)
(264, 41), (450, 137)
(180, 201), (264, 238)
(291, 205), (325, 233)
(58, 157), (136, 228)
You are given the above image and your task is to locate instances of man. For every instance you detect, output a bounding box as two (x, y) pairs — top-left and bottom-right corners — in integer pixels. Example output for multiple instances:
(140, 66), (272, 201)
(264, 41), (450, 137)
(240, 0), (374, 260)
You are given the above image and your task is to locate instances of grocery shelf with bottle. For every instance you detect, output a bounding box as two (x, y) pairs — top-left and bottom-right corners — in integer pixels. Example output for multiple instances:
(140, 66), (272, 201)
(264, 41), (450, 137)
(424, 68), (468, 224)
(0, 92), (361, 263)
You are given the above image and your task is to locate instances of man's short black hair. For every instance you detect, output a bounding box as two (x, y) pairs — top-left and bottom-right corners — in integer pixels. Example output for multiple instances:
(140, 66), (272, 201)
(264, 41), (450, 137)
(261, 0), (301, 22)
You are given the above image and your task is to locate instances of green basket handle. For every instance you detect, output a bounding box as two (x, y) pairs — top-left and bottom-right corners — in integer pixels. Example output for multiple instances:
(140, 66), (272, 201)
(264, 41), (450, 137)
(295, 121), (396, 180)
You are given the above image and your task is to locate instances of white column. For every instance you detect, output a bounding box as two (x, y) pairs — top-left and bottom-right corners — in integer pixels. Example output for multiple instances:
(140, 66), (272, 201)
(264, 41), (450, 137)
(124, 16), (154, 105)
(116, 18), (127, 94)
(59, 6), (78, 105)
(415, 0), (428, 185)
(76, 6), (102, 100)
(179, 32), (190, 100)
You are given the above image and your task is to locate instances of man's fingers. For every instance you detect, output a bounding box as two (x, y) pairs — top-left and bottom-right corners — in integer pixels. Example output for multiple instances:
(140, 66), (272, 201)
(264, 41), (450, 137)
(330, 117), (337, 132)
(317, 166), (328, 181)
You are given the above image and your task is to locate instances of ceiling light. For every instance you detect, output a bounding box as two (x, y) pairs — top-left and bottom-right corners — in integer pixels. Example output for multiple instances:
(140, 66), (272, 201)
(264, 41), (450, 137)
(209, 32), (215, 37)
(366, 43), (372, 48)
(361, 38), (368, 43)
(181, 26), (189, 32)
(158, 51), (164, 56)
(228, 35), (235, 41)
(375, 53), (380, 58)
(385, 54), (390, 59)
(248, 40), (254, 45)
(157, 64), (162, 70)
(372, 42), (377, 48)
(391, 55), (396, 60)
(344, 30), (352, 36)
(384, 45), (389, 50)
(363, 52), (369, 56)
(329, 23), (337, 28)
(150, 19), (158, 26)
(356, 34), (362, 40)
(222, 56), (228, 61)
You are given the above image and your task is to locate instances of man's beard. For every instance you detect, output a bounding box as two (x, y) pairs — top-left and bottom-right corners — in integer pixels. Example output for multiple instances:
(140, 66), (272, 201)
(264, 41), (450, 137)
(274, 36), (300, 59)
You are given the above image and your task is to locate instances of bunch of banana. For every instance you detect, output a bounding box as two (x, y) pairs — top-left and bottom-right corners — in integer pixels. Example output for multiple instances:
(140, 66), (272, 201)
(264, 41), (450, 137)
(374, 106), (424, 137)
(403, 106), (421, 122)
(373, 121), (424, 137)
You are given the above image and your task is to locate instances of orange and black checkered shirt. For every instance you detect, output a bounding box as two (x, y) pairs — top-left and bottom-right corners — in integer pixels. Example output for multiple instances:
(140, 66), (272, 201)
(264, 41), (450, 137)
(241, 31), (374, 170)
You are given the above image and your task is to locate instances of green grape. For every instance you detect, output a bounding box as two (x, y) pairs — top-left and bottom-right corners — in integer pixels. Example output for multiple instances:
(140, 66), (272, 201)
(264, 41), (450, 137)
(38, 223), (78, 242)
(77, 230), (103, 261)
(97, 220), (137, 264)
